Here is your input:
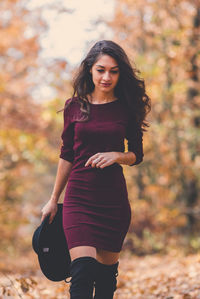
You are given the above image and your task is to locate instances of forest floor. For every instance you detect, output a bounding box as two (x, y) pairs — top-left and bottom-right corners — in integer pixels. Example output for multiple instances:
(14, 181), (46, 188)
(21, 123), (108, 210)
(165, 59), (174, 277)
(0, 250), (200, 299)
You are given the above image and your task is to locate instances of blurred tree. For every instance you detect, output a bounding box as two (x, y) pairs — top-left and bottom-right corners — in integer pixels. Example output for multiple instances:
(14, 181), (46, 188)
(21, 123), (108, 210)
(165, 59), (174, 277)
(0, 0), (47, 205)
(184, 1), (200, 230)
(0, 0), (72, 254)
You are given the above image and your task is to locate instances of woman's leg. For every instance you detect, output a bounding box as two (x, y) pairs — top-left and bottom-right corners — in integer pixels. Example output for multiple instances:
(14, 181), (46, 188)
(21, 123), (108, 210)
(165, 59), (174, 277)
(94, 249), (120, 299)
(96, 248), (120, 264)
(67, 246), (97, 299)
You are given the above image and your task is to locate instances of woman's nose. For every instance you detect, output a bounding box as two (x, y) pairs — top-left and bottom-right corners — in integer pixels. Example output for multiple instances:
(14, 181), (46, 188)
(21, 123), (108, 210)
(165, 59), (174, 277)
(102, 72), (111, 81)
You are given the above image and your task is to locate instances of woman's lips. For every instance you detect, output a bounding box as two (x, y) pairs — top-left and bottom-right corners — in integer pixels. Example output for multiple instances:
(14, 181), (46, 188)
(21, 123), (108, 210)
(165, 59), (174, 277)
(101, 83), (111, 87)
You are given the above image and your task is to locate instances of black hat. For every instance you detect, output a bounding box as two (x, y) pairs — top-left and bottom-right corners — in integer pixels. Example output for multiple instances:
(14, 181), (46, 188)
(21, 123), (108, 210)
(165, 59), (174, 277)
(32, 203), (71, 282)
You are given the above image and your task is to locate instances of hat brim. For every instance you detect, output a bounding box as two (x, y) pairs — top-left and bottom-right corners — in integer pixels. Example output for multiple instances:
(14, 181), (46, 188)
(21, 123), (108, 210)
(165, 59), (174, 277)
(38, 249), (71, 281)
(32, 215), (50, 254)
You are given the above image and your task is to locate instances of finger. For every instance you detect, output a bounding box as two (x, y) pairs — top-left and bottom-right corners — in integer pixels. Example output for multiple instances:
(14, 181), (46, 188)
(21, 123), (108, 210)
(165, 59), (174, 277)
(85, 160), (89, 166)
(41, 213), (49, 224)
(99, 160), (113, 169)
(85, 153), (101, 166)
(91, 159), (100, 167)
(49, 214), (56, 224)
(91, 161), (96, 167)
(96, 159), (106, 168)
(95, 156), (106, 166)
(85, 157), (93, 166)
(40, 215), (46, 224)
(86, 158), (96, 167)
(99, 163), (107, 169)
(92, 156), (102, 165)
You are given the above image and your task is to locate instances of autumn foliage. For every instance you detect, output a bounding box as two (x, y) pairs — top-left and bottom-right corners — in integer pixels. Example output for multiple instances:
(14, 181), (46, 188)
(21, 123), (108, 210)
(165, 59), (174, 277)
(0, 0), (200, 298)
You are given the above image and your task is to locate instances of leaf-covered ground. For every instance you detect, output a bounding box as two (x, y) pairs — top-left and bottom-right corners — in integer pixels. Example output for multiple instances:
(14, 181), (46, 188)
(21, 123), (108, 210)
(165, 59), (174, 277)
(1, 251), (200, 298)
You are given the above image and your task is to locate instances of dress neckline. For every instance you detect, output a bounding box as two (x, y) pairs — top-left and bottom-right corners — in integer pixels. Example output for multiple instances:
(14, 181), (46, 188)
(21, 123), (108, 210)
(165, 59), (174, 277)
(88, 99), (120, 106)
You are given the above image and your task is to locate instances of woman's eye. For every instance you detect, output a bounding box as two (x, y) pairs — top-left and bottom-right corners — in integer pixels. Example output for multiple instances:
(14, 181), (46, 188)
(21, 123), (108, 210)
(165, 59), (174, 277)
(96, 70), (119, 74)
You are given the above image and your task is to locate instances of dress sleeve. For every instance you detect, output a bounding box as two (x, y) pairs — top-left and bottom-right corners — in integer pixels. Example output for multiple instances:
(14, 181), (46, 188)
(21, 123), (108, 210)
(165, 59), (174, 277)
(125, 116), (144, 166)
(59, 101), (75, 163)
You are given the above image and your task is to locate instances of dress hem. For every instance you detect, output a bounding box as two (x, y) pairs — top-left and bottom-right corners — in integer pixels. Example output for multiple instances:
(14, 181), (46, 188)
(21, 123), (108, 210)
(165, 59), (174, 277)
(67, 240), (122, 253)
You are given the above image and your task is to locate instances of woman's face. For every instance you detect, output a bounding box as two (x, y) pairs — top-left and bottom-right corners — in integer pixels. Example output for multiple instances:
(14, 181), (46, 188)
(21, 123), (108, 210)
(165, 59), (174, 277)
(90, 54), (120, 94)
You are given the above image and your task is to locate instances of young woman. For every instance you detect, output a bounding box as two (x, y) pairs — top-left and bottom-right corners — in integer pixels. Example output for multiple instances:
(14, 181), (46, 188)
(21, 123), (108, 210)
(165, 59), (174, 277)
(41, 40), (151, 299)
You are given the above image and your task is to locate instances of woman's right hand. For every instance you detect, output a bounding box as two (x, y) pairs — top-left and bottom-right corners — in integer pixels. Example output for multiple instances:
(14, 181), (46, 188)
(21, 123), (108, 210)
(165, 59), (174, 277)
(41, 199), (58, 224)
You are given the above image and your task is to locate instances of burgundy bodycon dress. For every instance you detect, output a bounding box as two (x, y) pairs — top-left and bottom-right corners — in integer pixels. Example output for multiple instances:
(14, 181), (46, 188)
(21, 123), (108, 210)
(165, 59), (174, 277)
(60, 96), (144, 253)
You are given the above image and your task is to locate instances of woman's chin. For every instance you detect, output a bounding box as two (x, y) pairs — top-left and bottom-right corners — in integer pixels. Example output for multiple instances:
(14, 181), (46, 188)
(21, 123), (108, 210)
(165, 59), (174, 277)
(98, 85), (114, 92)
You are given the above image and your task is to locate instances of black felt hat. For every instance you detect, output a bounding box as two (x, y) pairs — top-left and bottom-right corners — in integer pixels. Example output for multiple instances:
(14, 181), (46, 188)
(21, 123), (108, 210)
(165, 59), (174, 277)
(32, 203), (71, 282)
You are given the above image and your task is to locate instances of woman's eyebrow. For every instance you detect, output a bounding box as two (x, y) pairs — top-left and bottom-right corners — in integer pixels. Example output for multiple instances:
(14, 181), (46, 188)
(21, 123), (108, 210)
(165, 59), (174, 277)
(96, 65), (119, 69)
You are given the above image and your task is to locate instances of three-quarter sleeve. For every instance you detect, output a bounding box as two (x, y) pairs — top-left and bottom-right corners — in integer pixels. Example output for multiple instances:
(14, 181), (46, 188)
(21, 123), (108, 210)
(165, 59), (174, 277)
(125, 116), (144, 166)
(59, 101), (75, 163)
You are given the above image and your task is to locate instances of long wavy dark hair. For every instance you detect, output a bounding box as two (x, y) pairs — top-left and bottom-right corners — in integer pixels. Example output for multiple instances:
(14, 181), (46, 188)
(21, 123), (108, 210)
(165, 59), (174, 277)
(58, 40), (151, 131)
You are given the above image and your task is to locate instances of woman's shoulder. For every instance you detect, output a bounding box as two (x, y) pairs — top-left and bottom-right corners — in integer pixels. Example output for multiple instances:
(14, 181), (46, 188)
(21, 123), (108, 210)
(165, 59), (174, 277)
(64, 96), (81, 112)
(64, 96), (79, 106)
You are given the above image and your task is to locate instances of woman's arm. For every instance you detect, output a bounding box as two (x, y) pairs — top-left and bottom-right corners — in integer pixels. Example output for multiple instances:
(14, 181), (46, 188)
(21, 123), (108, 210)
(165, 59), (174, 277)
(125, 115), (144, 166)
(41, 158), (73, 224)
(41, 100), (75, 224)
(52, 98), (75, 202)
(115, 151), (137, 166)
(50, 158), (73, 203)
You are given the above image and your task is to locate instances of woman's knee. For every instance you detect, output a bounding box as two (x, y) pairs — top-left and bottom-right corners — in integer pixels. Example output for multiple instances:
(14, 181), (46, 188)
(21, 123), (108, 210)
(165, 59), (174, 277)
(69, 246), (97, 261)
(96, 248), (120, 265)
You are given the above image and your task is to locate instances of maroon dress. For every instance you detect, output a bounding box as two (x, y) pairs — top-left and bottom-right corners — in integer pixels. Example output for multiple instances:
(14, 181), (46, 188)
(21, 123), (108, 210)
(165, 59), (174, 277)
(60, 96), (144, 252)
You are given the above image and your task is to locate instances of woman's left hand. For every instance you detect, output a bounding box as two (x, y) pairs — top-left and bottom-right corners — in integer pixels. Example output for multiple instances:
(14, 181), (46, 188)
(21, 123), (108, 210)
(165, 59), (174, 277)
(85, 152), (119, 169)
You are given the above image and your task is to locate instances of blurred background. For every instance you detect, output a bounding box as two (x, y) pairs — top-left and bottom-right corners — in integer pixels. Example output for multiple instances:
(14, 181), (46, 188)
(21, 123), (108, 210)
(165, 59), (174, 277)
(0, 0), (200, 287)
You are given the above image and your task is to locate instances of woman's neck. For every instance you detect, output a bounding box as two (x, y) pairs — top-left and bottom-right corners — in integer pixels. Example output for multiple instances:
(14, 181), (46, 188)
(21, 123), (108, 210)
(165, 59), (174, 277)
(89, 90), (117, 104)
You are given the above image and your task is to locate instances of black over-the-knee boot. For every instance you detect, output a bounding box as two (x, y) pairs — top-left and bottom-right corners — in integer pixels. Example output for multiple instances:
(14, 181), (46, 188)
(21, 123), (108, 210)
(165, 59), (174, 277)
(94, 260), (119, 299)
(68, 256), (97, 299)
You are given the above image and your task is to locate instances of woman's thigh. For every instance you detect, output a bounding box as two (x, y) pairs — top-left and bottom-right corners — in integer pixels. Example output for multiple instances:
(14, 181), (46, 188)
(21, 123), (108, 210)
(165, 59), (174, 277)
(69, 246), (120, 265)
(69, 246), (97, 261)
